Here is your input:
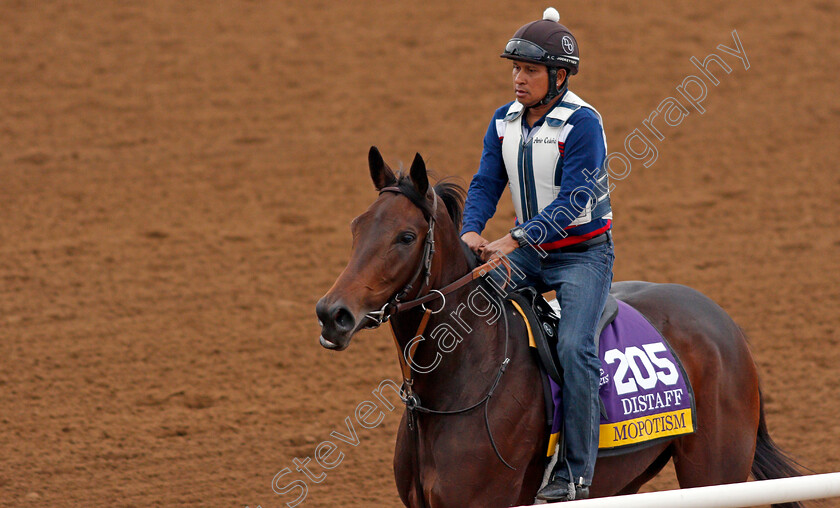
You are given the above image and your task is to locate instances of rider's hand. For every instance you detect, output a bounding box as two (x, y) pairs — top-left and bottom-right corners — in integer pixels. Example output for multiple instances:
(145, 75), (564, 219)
(461, 231), (489, 255)
(481, 234), (518, 262)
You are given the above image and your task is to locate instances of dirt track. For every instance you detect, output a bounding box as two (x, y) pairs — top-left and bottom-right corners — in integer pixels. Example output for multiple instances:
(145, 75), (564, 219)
(1, 1), (838, 506)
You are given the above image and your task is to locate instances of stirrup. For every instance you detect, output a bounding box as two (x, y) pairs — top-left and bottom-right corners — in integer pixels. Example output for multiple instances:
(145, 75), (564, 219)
(535, 476), (590, 502)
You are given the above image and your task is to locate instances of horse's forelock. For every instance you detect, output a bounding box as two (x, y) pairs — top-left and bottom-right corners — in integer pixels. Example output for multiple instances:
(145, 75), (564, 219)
(391, 172), (466, 228)
(392, 174), (433, 219)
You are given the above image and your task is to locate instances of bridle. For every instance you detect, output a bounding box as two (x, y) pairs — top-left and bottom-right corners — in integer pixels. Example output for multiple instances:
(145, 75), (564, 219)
(364, 184), (518, 483)
(362, 185), (440, 328)
(363, 186), (513, 328)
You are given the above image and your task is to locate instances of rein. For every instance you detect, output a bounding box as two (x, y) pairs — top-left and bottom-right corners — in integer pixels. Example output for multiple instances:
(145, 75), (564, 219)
(369, 185), (517, 478)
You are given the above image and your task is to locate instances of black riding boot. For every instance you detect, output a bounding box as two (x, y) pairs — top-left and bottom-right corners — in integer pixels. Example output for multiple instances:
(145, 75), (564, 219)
(535, 477), (590, 502)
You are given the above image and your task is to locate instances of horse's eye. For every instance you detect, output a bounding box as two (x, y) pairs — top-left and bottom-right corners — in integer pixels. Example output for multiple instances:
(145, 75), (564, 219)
(397, 232), (417, 245)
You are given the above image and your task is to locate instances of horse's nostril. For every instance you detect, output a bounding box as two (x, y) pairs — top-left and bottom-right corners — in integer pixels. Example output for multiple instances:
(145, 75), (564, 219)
(333, 306), (356, 332)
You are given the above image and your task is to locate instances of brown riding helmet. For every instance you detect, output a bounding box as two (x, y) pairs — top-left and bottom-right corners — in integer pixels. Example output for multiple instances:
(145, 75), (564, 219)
(501, 7), (580, 75)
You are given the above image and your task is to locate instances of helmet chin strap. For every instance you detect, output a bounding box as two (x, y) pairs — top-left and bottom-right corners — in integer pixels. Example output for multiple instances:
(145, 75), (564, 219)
(537, 67), (569, 106)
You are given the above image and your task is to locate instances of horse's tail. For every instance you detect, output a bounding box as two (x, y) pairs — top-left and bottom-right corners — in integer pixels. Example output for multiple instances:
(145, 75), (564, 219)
(751, 387), (807, 508)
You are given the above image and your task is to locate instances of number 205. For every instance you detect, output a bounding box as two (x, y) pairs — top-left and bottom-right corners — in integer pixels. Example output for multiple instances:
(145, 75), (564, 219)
(604, 343), (679, 395)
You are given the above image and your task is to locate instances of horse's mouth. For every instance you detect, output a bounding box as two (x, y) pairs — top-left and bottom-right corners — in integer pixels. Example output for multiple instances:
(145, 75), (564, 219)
(318, 308), (377, 351)
(319, 334), (349, 351)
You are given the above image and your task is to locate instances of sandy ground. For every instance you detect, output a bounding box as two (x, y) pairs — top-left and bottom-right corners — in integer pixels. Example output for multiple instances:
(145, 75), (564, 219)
(1, 1), (838, 506)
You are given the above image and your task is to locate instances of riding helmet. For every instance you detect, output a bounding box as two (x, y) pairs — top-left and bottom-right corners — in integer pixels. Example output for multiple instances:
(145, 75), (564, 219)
(501, 8), (580, 105)
(501, 7), (580, 75)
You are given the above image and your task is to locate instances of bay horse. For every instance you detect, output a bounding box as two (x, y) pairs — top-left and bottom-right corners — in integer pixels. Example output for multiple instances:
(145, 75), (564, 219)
(315, 147), (803, 507)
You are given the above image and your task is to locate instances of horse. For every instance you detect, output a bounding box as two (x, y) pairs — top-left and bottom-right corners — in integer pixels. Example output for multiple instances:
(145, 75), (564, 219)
(315, 146), (803, 507)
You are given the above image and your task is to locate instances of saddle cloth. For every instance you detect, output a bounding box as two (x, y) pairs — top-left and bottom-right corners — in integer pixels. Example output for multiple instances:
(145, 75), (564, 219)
(510, 293), (696, 458)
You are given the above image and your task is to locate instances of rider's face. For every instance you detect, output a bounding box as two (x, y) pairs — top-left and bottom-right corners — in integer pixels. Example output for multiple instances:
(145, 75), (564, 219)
(512, 60), (549, 106)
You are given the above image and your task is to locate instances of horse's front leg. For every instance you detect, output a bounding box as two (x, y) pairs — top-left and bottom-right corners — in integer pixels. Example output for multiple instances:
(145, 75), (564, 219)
(394, 412), (424, 507)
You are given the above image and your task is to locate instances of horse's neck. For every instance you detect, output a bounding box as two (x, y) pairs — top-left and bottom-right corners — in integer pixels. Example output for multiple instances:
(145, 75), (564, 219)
(429, 212), (470, 288)
(391, 295), (506, 405)
(391, 212), (510, 403)
(390, 218), (507, 405)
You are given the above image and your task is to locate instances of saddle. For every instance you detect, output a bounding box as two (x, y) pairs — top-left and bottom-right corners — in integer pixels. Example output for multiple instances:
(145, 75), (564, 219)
(506, 286), (696, 463)
(507, 286), (618, 387)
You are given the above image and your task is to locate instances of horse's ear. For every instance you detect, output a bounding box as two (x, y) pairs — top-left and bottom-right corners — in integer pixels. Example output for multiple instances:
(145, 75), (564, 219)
(368, 146), (396, 191)
(409, 152), (429, 196)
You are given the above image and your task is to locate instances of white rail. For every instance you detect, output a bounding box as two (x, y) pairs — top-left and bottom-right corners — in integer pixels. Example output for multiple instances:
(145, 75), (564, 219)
(526, 472), (840, 508)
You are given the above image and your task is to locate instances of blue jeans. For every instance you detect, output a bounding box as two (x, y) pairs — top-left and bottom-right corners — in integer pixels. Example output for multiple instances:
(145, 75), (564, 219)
(493, 237), (614, 485)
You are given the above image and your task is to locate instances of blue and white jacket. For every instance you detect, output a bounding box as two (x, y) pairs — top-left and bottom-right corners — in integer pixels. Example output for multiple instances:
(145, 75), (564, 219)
(461, 90), (612, 250)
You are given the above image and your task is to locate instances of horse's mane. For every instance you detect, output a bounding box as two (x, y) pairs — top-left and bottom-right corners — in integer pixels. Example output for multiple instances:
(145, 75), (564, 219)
(434, 178), (467, 230)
